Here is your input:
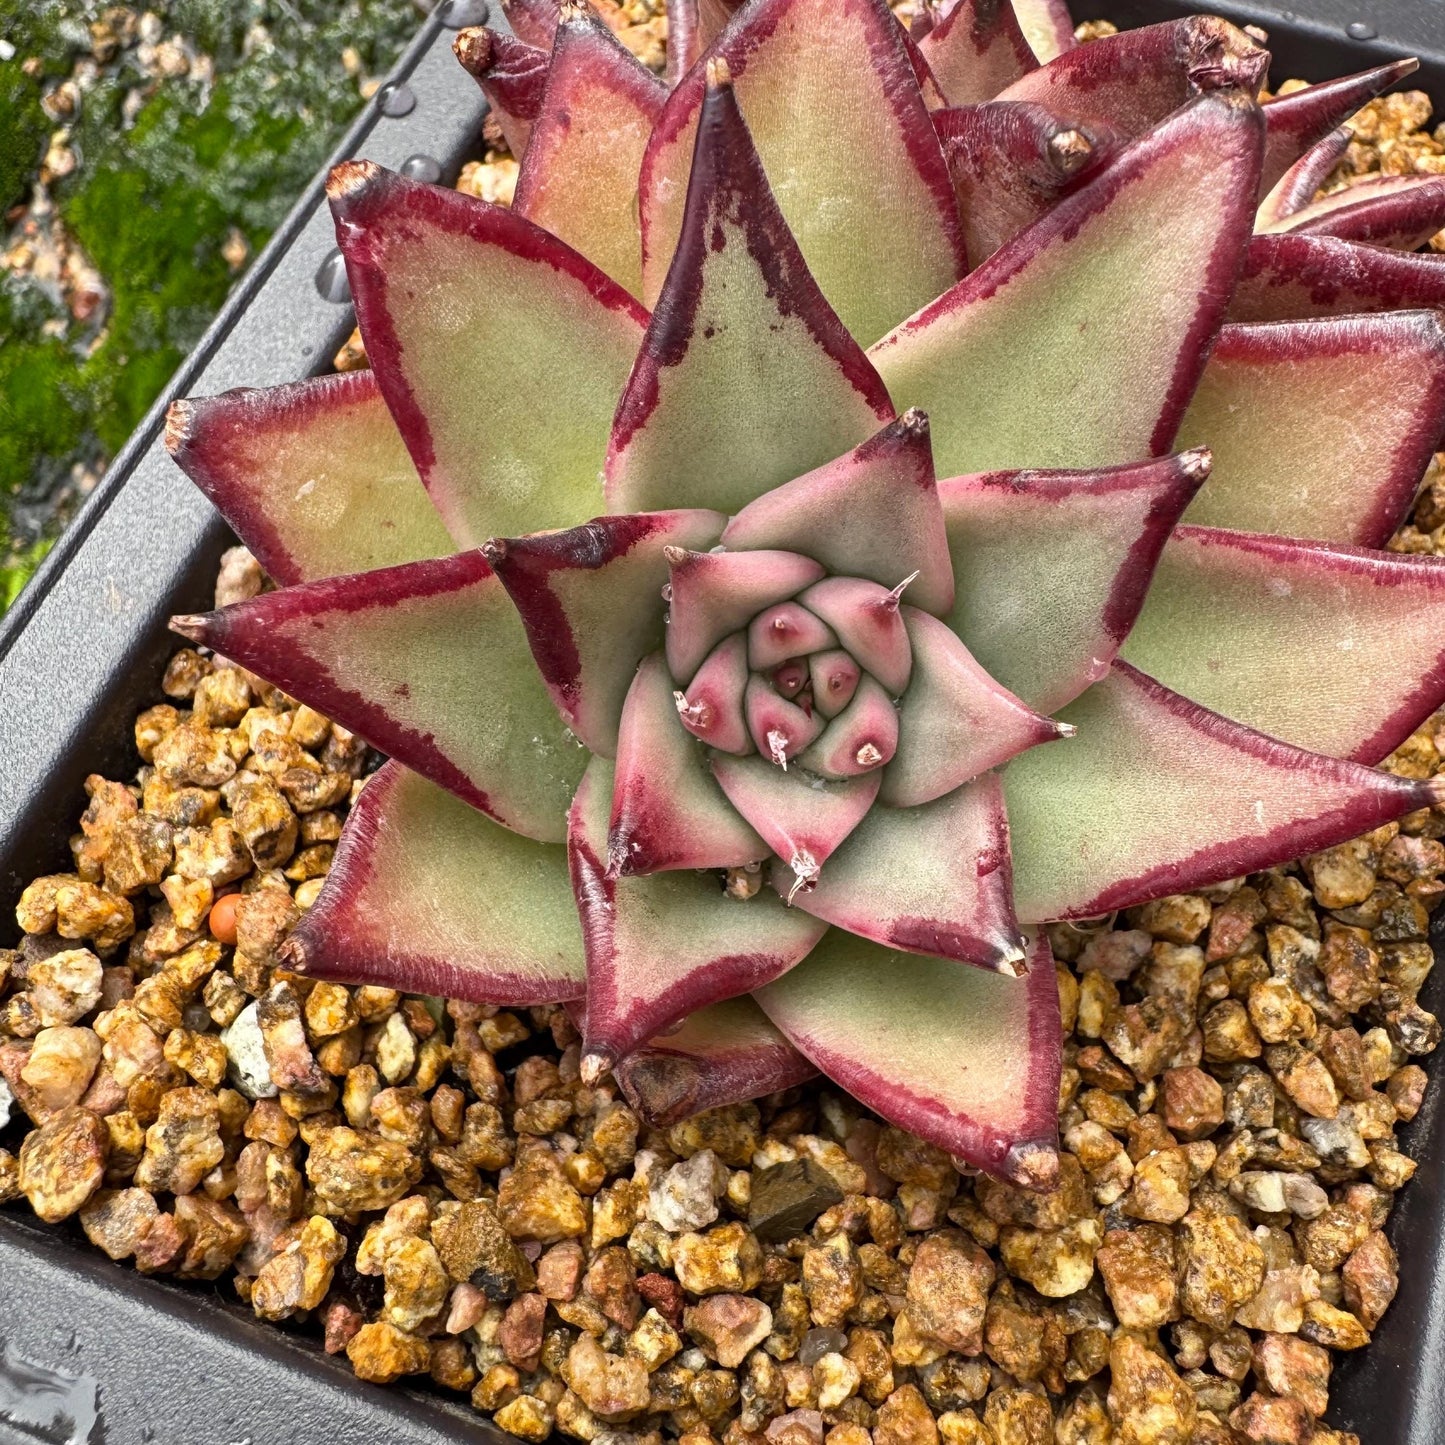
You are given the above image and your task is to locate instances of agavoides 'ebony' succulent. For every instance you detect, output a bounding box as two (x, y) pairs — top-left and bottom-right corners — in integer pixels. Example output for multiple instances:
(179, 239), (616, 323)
(165, 0), (1445, 1188)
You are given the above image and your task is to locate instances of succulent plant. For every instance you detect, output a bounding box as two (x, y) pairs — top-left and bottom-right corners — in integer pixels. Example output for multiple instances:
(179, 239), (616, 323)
(166, 0), (1445, 1188)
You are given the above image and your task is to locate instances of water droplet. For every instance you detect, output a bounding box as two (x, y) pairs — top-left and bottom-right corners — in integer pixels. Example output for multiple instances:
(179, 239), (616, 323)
(439, 0), (490, 26)
(376, 81), (417, 117)
(314, 249), (351, 304)
(400, 153), (442, 184)
(1346, 20), (1377, 39)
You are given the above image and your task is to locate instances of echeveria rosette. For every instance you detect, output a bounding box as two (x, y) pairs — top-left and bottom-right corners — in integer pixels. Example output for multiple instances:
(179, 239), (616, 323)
(164, 0), (1445, 1190)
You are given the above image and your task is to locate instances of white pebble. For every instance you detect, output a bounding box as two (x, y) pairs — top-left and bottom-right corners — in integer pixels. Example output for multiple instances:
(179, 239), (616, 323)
(221, 1001), (278, 1099)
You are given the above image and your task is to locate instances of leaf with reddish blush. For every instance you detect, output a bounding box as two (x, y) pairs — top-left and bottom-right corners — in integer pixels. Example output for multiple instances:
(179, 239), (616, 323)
(798, 676), (899, 779)
(677, 633), (752, 754)
(329, 161), (646, 549)
(170, 554), (585, 843)
(1259, 59), (1419, 197)
(755, 929), (1061, 1184)
(883, 607), (1067, 808)
(722, 412), (955, 616)
(1005, 662), (1443, 923)
(486, 509), (725, 756)
(282, 763), (584, 1002)
(513, 4), (666, 298)
(869, 92), (1263, 479)
(1176, 312), (1445, 547)
(747, 603), (838, 673)
(1010, 0), (1073, 63)
(936, 101), (1123, 268)
(611, 997), (818, 1127)
(665, 0), (702, 82)
(996, 17), (1266, 137)
(499, 0), (560, 47)
(797, 577), (914, 696)
(570, 758), (826, 1077)
(917, 0), (1036, 107)
(165, 373), (451, 588)
(638, 0), (964, 346)
(453, 28), (550, 158)
(938, 451), (1210, 715)
(1123, 527), (1445, 765)
(1259, 175), (1445, 251)
(1230, 235), (1445, 323)
(607, 67), (893, 517)
(609, 653), (769, 874)
(776, 774), (1023, 971)
(745, 675), (823, 765)
(1255, 127), (1351, 230)
(712, 754), (881, 890)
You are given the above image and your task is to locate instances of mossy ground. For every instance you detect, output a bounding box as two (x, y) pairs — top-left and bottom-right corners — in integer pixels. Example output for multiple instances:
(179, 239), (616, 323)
(0, 1), (421, 607)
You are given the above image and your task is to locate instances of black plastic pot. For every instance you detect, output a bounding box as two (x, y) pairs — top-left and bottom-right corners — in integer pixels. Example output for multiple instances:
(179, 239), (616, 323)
(1, 3), (1443, 1441)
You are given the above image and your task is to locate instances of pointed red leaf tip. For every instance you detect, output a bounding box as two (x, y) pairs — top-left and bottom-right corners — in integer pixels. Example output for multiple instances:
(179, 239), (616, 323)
(721, 412), (956, 617)
(664, 547), (826, 684)
(164, 372), (452, 588)
(869, 91), (1264, 480)
(484, 509), (724, 757)
(775, 772), (1024, 970)
(637, 0), (964, 347)
(939, 450), (1211, 715)
(676, 631), (752, 753)
(452, 27), (550, 158)
(610, 996), (819, 1127)
(755, 928), (1061, 1185)
(916, 0), (1036, 107)
(809, 650), (861, 720)
(1256, 127), (1352, 230)
(1006, 661), (1445, 924)
(883, 607), (1069, 808)
(1123, 527), (1445, 766)
(745, 674), (823, 766)
(1261, 175), (1445, 251)
(513, 2), (665, 298)
(997, 17), (1268, 138)
(570, 757), (827, 1079)
(935, 101), (1124, 268)
(1177, 311), (1445, 547)
(1230, 234), (1445, 323)
(499, 0), (560, 47)
(747, 603), (837, 672)
(1259, 59), (1419, 196)
(169, 553), (586, 843)
(326, 160), (646, 550)
(712, 753), (881, 894)
(609, 652), (769, 875)
(799, 676), (899, 778)
(280, 762), (586, 1002)
(606, 64), (894, 518)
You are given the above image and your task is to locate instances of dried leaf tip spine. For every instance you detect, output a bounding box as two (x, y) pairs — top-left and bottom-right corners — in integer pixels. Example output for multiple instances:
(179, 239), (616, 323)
(1178, 446), (1213, 481)
(706, 56), (733, 89)
(168, 614), (208, 644)
(579, 1049), (613, 1087)
(1047, 129), (1093, 175)
(882, 571), (920, 611)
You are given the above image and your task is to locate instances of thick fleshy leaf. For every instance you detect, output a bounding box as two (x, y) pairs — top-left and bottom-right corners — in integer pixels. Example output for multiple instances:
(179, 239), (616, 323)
(799, 676), (899, 778)
(755, 929), (1062, 1184)
(677, 632), (752, 754)
(996, 18), (1267, 137)
(164, 373), (452, 588)
(869, 92), (1264, 479)
(747, 603), (838, 672)
(745, 675), (823, 765)
(607, 67), (894, 516)
(609, 653), (769, 874)
(939, 451), (1210, 714)
(485, 509), (725, 756)
(1177, 313), (1445, 547)
(513, 4), (666, 298)
(712, 753), (880, 889)
(282, 763), (584, 1002)
(1005, 662), (1444, 922)
(777, 773), (1024, 971)
(1259, 60), (1419, 196)
(1255, 127), (1351, 229)
(570, 758), (826, 1076)
(665, 0), (702, 83)
(665, 547), (825, 683)
(936, 101), (1122, 268)
(810, 650), (861, 719)
(1230, 234), (1445, 323)
(453, 27), (549, 158)
(883, 606), (1068, 807)
(170, 554), (585, 843)
(1011, 0), (1073, 63)
(722, 412), (955, 615)
(1261, 175), (1445, 251)
(612, 997), (818, 1126)
(797, 577), (914, 696)
(329, 161), (647, 548)
(916, 0), (1035, 107)
(499, 0), (560, 47)
(1123, 526), (1445, 765)
(638, 0), (964, 346)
